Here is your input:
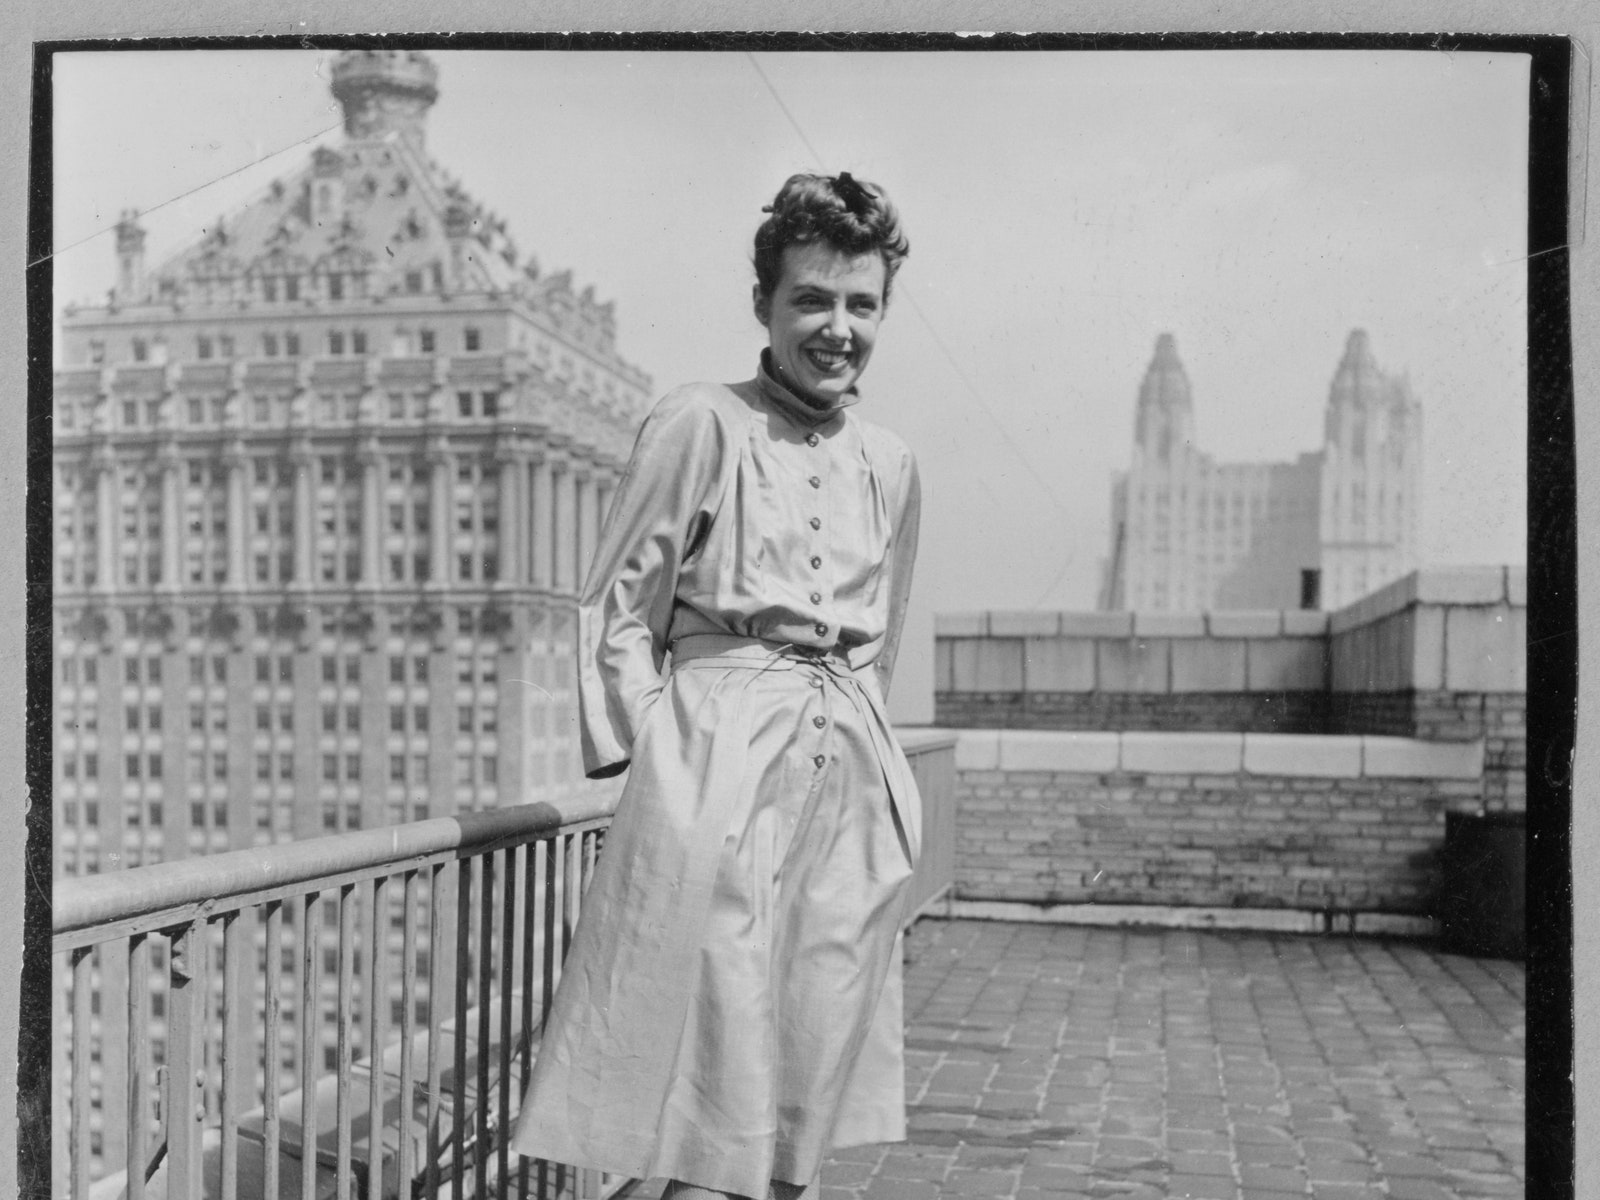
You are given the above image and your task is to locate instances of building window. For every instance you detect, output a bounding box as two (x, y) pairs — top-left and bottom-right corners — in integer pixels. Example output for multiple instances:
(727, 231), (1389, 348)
(351, 330), (367, 355)
(132, 338), (148, 362)
(284, 333), (301, 358)
(414, 706), (429, 733)
(405, 272), (424, 294)
(321, 705), (336, 733)
(328, 274), (344, 301)
(89, 340), (105, 364)
(482, 392), (498, 418)
(418, 329), (435, 353)
(328, 331), (345, 356)
(464, 327), (481, 352)
(285, 276), (300, 301)
(263, 333), (279, 357)
(323, 755), (338, 782)
(218, 335), (234, 358)
(197, 336), (213, 360)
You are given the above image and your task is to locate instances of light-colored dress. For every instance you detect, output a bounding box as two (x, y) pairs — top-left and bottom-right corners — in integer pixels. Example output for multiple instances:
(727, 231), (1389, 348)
(509, 355), (923, 1198)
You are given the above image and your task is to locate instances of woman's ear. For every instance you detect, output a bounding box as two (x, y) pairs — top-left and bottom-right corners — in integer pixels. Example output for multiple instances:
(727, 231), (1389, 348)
(752, 285), (770, 327)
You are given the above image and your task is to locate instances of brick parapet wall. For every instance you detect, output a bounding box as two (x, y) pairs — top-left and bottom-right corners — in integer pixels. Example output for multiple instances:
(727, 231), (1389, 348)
(954, 758), (1486, 914)
(936, 690), (1329, 733)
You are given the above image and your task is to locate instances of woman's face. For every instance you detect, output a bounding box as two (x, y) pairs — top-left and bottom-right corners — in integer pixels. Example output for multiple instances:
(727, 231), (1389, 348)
(755, 241), (887, 407)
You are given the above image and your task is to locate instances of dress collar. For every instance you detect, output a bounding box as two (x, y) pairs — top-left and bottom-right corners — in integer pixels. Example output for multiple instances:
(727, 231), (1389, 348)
(756, 350), (861, 429)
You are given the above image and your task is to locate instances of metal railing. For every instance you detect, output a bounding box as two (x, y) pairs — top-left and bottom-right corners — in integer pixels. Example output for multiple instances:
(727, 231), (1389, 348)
(55, 797), (619, 1200)
(54, 734), (958, 1200)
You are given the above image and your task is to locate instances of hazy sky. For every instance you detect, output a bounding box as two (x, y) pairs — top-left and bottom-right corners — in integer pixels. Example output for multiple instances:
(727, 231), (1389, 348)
(52, 48), (1530, 721)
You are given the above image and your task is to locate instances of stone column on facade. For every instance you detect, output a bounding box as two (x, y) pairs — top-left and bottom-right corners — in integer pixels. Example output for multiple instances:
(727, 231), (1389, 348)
(223, 442), (247, 589)
(496, 448), (523, 587)
(552, 457), (577, 596)
(573, 468), (594, 588)
(427, 439), (454, 587)
(359, 438), (382, 589)
(159, 443), (183, 590)
(529, 456), (553, 590)
(93, 447), (118, 594)
(292, 436), (315, 588)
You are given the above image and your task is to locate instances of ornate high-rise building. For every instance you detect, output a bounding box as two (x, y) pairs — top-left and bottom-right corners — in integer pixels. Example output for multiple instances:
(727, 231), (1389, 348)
(1101, 330), (1420, 612)
(52, 49), (651, 877)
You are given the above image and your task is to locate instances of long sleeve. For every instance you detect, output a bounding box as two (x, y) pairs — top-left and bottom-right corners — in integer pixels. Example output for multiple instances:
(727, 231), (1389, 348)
(874, 455), (921, 701)
(576, 389), (727, 778)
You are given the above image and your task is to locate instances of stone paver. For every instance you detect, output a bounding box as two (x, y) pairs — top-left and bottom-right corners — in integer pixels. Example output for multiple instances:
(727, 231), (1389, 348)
(628, 919), (1524, 1200)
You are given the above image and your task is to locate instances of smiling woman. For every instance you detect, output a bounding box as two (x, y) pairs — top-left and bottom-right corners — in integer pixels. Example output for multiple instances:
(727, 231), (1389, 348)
(508, 172), (922, 1200)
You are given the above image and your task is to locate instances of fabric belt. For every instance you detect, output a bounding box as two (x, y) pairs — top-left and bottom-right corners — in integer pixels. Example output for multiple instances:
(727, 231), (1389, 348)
(669, 632), (854, 676)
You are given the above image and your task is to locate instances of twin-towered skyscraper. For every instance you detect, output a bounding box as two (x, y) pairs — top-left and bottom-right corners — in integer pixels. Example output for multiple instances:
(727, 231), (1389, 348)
(1102, 329), (1421, 613)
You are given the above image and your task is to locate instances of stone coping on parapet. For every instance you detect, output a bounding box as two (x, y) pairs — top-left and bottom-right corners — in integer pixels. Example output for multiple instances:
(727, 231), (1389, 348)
(1329, 564), (1526, 635)
(948, 728), (1485, 779)
(937, 564), (1526, 641)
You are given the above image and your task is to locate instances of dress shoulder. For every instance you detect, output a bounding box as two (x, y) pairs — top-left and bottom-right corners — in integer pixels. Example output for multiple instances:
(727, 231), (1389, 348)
(646, 380), (753, 432)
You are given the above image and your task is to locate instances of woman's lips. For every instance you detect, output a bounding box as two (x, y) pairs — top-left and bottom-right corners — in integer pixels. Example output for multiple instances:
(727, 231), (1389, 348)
(805, 347), (850, 371)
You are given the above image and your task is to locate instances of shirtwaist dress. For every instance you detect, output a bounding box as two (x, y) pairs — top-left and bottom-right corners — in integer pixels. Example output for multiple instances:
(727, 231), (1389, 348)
(508, 353), (923, 1198)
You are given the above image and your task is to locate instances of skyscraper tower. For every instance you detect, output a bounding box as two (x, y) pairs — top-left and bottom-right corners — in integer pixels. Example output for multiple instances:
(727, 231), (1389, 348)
(52, 49), (652, 879)
(1102, 330), (1419, 612)
(1317, 329), (1422, 608)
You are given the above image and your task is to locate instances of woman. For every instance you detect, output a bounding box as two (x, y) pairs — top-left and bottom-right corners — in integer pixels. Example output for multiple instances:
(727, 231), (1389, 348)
(510, 172), (922, 1200)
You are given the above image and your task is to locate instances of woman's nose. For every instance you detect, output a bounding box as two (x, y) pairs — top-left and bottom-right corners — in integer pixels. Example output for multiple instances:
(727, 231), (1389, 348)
(824, 305), (851, 340)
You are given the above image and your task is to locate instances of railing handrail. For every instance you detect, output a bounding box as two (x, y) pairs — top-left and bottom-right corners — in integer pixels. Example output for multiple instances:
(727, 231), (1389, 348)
(54, 796), (618, 943)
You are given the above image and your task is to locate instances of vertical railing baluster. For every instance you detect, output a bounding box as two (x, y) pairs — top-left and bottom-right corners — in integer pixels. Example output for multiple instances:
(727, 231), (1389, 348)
(218, 911), (242, 1200)
(539, 838), (559, 1200)
(165, 923), (205, 1200)
(476, 850), (496, 1200)
(399, 869), (420, 1197)
(518, 843), (537, 1200)
(426, 863), (448, 1200)
(335, 884), (358, 1198)
(300, 894), (322, 1200)
(262, 900), (283, 1200)
(563, 834), (579, 959)
(454, 856), (473, 1200)
(367, 874), (389, 1200)
(498, 845), (518, 1196)
(69, 947), (92, 1200)
(126, 934), (151, 1200)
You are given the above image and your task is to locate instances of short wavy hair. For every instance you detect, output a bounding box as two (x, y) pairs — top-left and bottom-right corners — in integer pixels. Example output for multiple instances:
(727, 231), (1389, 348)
(752, 172), (909, 304)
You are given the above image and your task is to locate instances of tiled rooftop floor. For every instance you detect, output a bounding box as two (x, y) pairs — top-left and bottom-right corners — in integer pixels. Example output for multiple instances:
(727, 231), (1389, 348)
(632, 918), (1525, 1199)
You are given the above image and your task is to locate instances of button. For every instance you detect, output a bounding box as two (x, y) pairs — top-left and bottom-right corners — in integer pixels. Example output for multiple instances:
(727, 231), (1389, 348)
(813, 715), (827, 728)
(813, 754), (827, 769)
(809, 675), (823, 688)
(808, 476), (821, 488)
(810, 555), (822, 569)
(806, 433), (820, 447)
(809, 517), (821, 530)
(814, 622), (828, 637)
(810, 592), (822, 604)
